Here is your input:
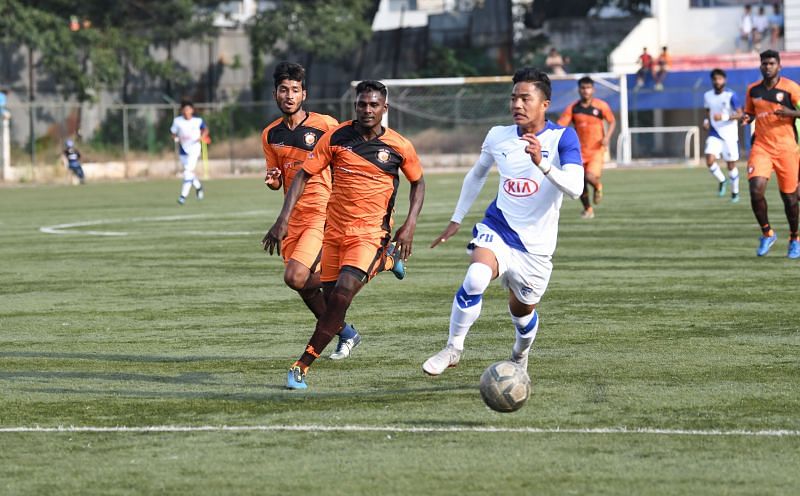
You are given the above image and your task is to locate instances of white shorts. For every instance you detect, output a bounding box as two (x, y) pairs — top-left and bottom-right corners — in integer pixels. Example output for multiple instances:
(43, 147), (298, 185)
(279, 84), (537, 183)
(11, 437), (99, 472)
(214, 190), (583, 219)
(468, 223), (553, 305)
(704, 136), (739, 162)
(180, 151), (200, 171)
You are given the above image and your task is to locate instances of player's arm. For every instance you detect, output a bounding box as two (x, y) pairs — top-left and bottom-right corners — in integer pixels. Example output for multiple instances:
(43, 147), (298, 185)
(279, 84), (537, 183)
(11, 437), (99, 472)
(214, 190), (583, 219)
(261, 129), (283, 190)
(556, 105), (572, 127)
(741, 90), (755, 126)
(521, 130), (583, 199)
(261, 169), (309, 255)
(431, 150), (494, 248)
(602, 107), (616, 148)
(393, 176), (426, 261)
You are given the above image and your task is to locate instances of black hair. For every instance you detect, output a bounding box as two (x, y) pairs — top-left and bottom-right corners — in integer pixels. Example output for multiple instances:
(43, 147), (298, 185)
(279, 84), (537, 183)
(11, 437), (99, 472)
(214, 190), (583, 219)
(710, 68), (726, 79)
(512, 67), (551, 100)
(577, 76), (594, 87)
(180, 99), (193, 109)
(354, 80), (387, 99)
(273, 61), (306, 90)
(760, 49), (780, 63)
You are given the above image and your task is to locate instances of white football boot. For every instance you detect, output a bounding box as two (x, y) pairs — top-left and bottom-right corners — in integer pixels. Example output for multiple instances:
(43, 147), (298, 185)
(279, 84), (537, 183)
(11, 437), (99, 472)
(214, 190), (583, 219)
(422, 344), (462, 376)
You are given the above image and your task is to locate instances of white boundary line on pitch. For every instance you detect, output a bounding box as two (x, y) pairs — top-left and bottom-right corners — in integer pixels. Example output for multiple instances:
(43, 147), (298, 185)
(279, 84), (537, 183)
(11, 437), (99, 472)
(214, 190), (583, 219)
(39, 210), (266, 237)
(1, 425), (798, 437)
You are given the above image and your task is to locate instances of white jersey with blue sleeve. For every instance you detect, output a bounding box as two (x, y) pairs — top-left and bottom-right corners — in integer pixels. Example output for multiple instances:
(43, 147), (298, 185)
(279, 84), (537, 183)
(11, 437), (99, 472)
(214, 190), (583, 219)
(170, 116), (206, 157)
(704, 88), (741, 143)
(451, 121), (583, 256)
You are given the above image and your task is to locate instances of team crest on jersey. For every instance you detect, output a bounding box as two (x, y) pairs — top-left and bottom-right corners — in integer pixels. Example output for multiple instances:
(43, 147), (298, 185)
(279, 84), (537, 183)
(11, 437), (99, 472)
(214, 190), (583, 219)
(520, 286), (533, 297)
(503, 178), (540, 197)
(541, 150), (549, 158)
(776, 92), (785, 102)
(303, 132), (317, 146)
(593, 109), (600, 116)
(376, 148), (391, 163)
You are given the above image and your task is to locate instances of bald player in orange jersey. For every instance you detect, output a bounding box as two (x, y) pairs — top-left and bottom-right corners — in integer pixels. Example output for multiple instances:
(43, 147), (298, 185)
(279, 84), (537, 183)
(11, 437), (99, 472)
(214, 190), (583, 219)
(263, 80), (426, 389)
(557, 76), (616, 219)
(741, 50), (800, 258)
(261, 62), (365, 360)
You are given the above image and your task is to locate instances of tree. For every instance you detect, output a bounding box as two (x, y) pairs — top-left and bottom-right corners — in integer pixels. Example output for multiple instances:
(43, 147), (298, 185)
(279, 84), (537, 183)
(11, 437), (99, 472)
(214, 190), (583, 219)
(247, 0), (374, 100)
(0, 0), (223, 103)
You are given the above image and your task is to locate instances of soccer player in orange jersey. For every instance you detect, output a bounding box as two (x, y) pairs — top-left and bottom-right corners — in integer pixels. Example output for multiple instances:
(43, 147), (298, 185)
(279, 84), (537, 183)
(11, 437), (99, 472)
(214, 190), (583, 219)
(261, 62), (363, 359)
(263, 80), (426, 389)
(557, 76), (616, 219)
(741, 50), (800, 258)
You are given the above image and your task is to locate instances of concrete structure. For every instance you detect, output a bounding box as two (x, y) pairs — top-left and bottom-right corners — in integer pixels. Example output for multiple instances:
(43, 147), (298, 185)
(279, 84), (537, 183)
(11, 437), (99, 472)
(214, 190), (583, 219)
(611, 0), (799, 74)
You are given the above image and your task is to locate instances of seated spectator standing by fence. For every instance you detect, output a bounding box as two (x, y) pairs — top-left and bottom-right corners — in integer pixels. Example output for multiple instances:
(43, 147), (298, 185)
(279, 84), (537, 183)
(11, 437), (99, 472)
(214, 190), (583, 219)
(635, 47), (654, 89)
(769, 3), (784, 48)
(737, 4), (754, 53)
(753, 6), (770, 50)
(63, 139), (85, 184)
(545, 48), (566, 76)
(654, 46), (671, 91)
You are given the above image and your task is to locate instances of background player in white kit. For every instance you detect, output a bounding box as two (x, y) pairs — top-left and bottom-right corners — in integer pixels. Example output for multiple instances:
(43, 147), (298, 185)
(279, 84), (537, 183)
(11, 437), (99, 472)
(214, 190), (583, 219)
(703, 68), (742, 203)
(170, 100), (209, 205)
(423, 67), (583, 376)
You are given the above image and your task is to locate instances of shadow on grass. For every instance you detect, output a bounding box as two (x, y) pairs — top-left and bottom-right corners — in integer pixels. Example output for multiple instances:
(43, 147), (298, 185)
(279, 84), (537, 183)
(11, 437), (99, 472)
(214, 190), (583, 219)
(0, 370), (217, 386)
(0, 351), (267, 363)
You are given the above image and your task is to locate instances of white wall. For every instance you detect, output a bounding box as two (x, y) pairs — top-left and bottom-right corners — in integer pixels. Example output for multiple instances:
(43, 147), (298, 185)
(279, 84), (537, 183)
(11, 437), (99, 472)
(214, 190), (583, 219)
(785, 0), (800, 50)
(610, 1), (745, 73)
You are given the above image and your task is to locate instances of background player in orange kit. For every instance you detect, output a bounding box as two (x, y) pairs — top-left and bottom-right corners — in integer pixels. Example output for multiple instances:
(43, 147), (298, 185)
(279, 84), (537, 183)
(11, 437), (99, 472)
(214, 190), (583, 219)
(261, 62), (363, 359)
(741, 50), (800, 258)
(263, 80), (426, 389)
(558, 76), (615, 219)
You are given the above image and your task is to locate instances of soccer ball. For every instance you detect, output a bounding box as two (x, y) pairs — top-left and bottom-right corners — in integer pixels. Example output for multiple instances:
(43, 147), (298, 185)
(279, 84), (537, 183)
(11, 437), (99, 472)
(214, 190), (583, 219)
(479, 360), (531, 413)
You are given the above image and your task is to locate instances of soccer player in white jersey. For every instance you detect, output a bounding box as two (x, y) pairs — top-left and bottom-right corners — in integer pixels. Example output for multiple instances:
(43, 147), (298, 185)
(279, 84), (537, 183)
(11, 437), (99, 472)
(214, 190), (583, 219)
(170, 100), (209, 205)
(703, 68), (743, 203)
(422, 67), (583, 376)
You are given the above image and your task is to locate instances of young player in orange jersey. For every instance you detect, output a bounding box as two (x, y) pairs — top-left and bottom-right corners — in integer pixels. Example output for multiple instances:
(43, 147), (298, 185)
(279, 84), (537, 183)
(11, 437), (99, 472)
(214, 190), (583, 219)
(557, 76), (616, 219)
(262, 62), (382, 360)
(741, 50), (800, 258)
(263, 80), (426, 389)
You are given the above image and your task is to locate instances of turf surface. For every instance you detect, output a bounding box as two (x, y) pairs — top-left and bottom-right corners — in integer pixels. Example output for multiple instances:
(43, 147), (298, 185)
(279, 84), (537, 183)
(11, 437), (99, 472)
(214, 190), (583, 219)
(1, 169), (798, 495)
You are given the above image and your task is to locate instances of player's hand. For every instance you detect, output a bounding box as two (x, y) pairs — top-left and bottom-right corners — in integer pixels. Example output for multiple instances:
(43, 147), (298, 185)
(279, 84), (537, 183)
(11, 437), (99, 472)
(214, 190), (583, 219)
(740, 114), (752, 126)
(520, 133), (551, 174)
(702, 119), (710, 130)
(264, 168), (282, 188)
(392, 222), (415, 261)
(712, 112), (723, 121)
(261, 218), (288, 255)
(431, 221), (461, 248)
(774, 107), (794, 118)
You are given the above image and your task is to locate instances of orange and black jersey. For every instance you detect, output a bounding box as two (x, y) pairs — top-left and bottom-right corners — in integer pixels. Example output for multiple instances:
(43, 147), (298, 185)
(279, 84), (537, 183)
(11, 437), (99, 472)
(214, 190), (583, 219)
(557, 98), (615, 155)
(304, 120), (423, 235)
(745, 77), (800, 152)
(261, 112), (339, 215)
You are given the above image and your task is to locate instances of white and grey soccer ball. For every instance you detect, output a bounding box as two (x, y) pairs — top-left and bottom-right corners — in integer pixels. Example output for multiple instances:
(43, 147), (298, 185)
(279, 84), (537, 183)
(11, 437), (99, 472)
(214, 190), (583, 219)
(479, 360), (531, 412)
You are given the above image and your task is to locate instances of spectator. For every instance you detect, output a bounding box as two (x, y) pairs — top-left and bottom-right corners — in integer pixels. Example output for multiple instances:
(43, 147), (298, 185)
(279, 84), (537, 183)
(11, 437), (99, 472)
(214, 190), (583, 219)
(545, 48), (566, 76)
(753, 6), (770, 50)
(654, 46), (671, 91)
(736, 4), (754, 53)
(769, 3), (784, 48)
(0, 88), (7, 116)
(635, 47), (654, 89)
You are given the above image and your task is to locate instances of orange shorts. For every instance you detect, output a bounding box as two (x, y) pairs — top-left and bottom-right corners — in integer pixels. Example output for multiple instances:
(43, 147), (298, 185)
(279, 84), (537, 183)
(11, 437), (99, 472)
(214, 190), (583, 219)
(583, 150), (605, 177)
(748, 145), (800, 193)
(319, 226), (389, 283)
(282, 213), (325, 270)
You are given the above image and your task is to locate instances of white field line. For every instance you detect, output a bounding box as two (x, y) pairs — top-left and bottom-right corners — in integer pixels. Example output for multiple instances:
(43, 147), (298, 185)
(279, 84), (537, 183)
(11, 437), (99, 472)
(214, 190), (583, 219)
(1, 425), (798, 437)
(39, 211), (266, 236)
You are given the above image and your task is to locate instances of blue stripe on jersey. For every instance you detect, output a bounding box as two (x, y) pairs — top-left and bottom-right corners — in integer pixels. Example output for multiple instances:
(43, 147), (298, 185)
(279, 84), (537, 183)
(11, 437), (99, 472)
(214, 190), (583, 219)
(477, 199), (528, 253)
(709, 126), (721, 139)
(179, 144), (187, 156)
(455, 286), (482, 309)
(729, 91), (741, 110)
(199, 118), (207, 130)
(557, 126), (583, 165)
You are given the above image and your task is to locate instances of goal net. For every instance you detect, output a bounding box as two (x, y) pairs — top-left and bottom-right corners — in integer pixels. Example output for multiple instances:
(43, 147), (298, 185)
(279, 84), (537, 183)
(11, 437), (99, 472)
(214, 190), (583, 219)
(347, 73), (630, 165)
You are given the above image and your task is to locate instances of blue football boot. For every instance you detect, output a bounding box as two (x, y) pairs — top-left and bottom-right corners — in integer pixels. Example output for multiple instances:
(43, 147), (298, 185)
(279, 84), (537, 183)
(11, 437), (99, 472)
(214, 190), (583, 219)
(756, 233), (777, 257)
(286, 365), (308, 390)
(788, 239), (800, 259)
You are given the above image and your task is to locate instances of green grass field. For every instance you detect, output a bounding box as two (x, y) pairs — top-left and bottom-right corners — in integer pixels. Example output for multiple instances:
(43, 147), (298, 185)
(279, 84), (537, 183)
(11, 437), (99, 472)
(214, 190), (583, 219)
(1, 169), (799, 495)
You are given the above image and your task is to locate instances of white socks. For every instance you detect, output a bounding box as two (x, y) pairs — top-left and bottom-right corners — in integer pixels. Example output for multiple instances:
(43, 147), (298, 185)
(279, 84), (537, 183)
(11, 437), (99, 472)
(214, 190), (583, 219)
(729, 168), (739, 195)
(708, 163), (725, 183)
(181, 169), (203, 198)
(447, 263), (493, 350)
(511, 309), (539, 360)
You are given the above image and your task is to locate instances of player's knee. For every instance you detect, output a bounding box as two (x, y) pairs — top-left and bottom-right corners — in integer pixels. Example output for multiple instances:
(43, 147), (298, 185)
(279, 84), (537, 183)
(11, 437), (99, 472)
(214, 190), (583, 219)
(326, 286), (354, 311)
(284, 266), (309, 291)
(462, 263), (493, 295)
